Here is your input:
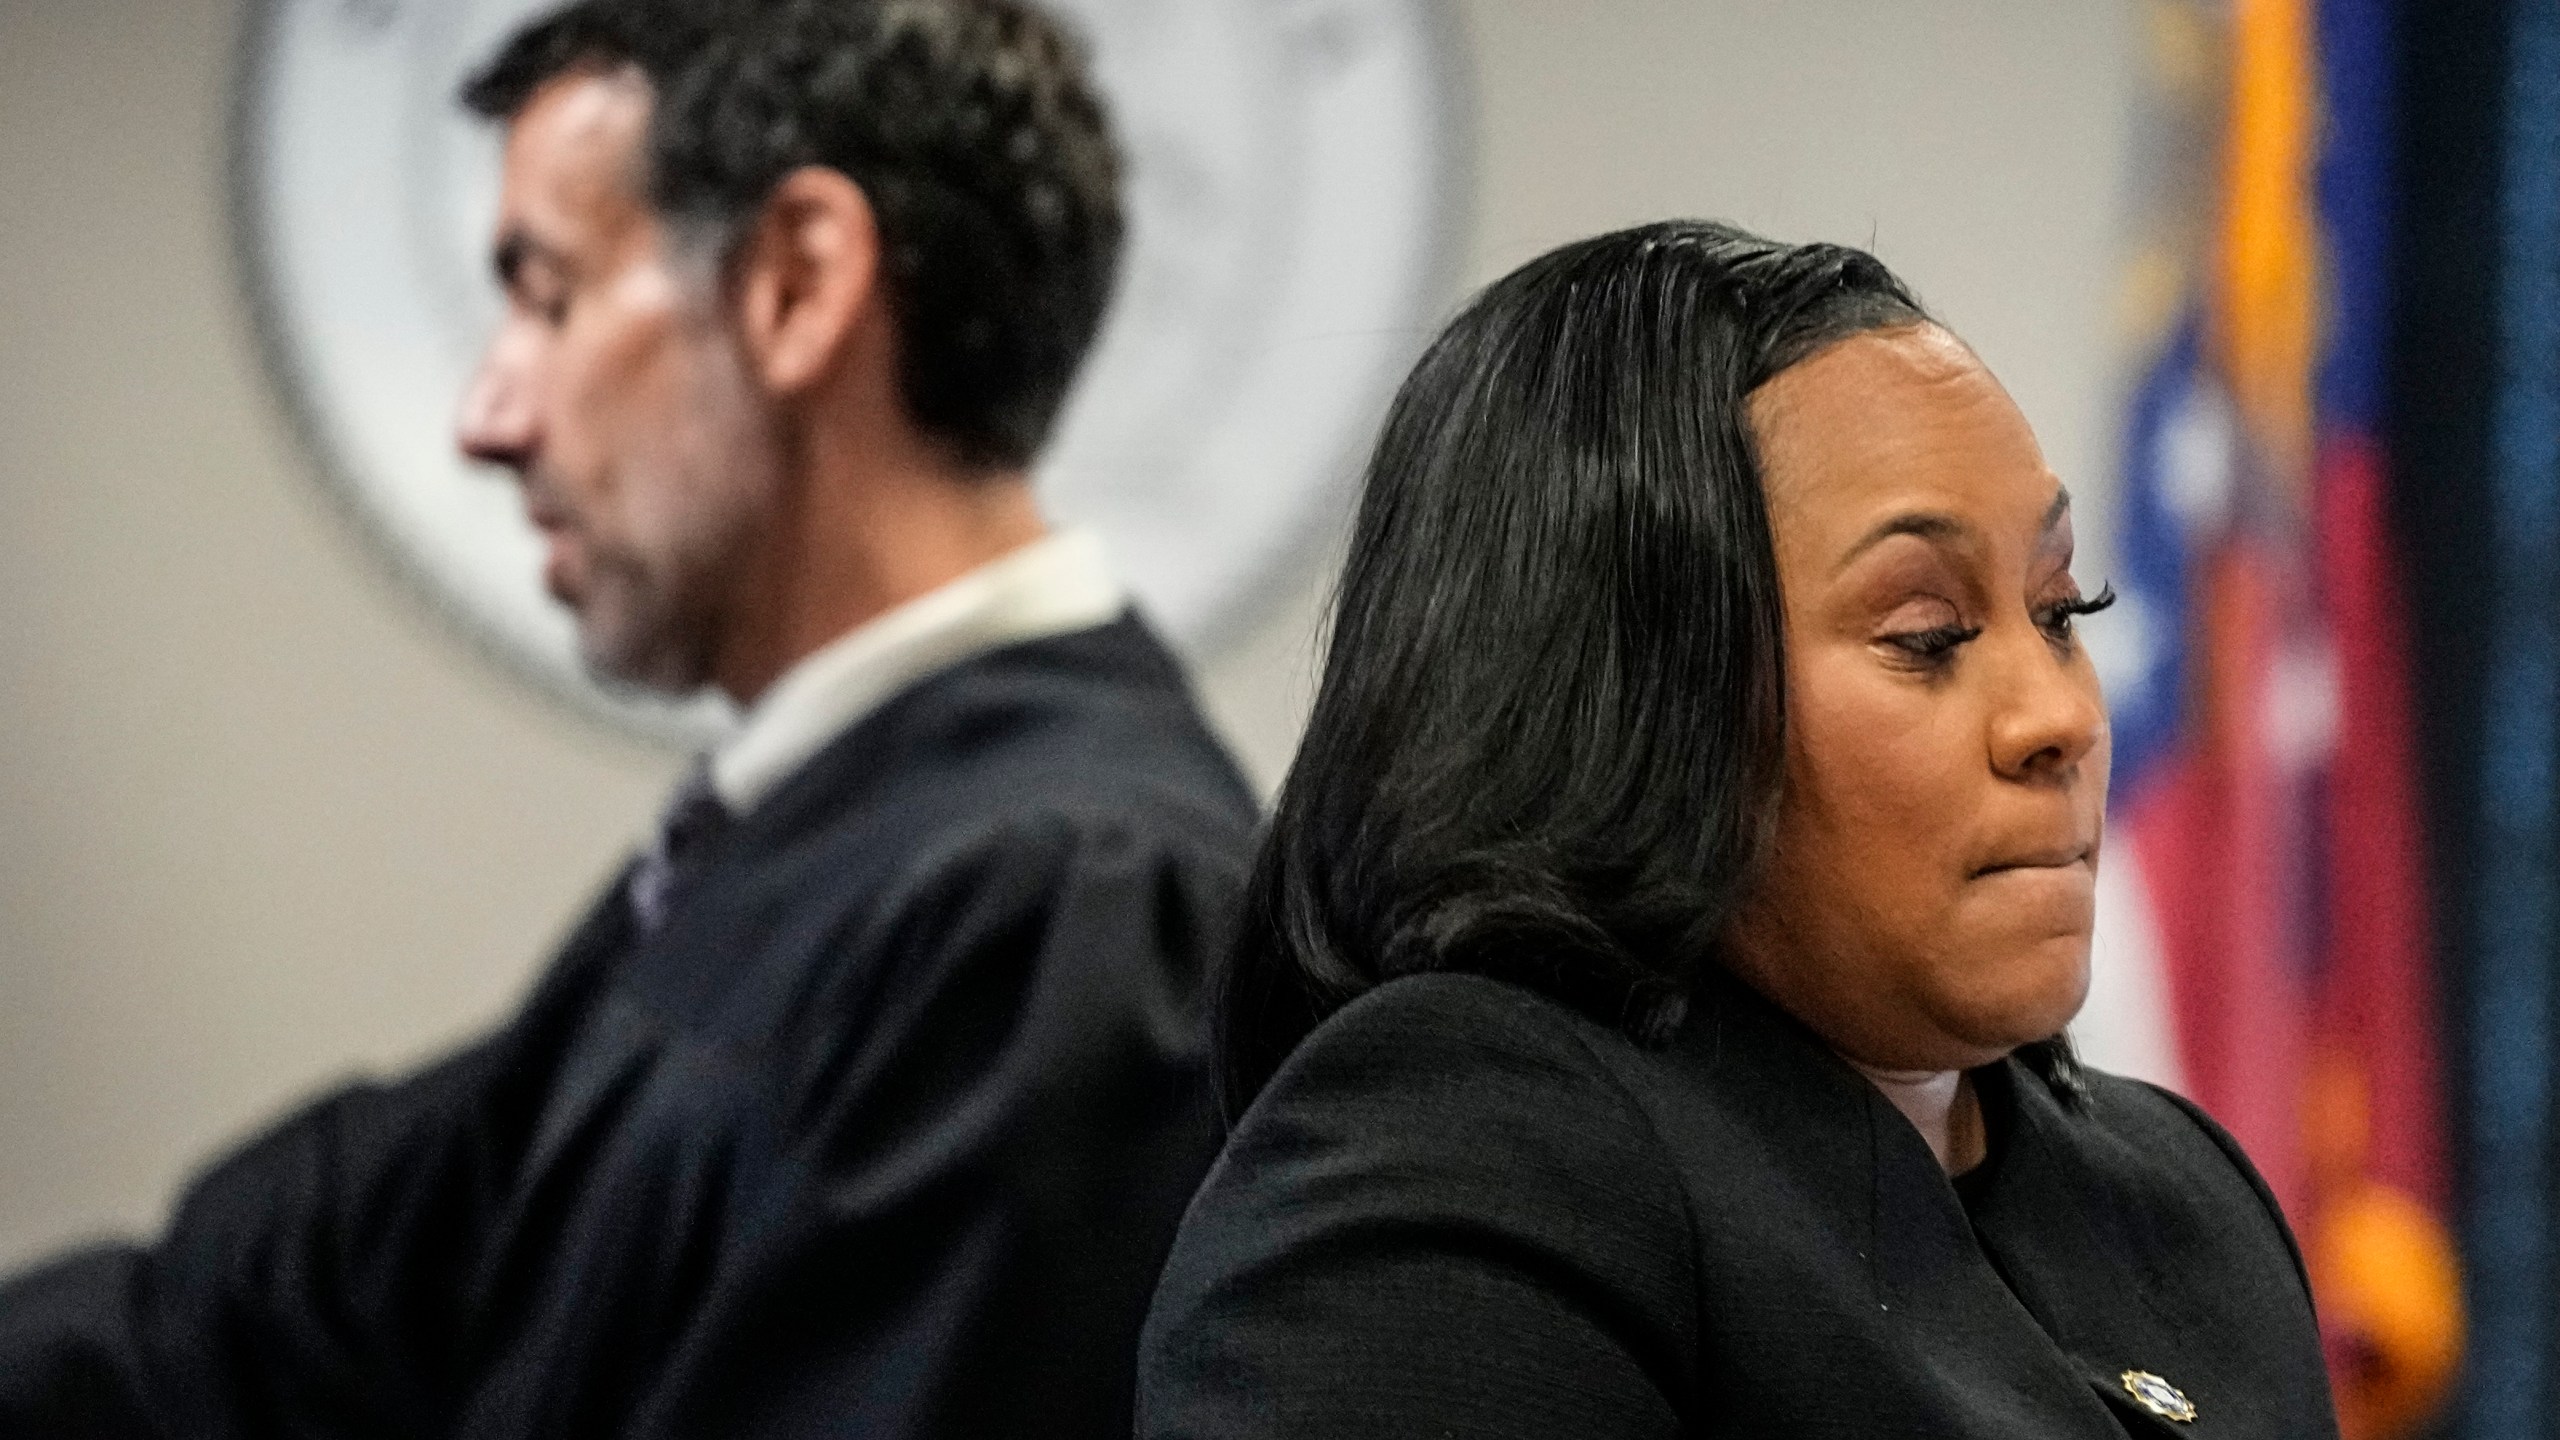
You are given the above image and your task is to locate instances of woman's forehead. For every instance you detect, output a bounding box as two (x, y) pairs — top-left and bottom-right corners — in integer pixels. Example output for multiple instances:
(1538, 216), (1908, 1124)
(1750, 327), (2059, 557)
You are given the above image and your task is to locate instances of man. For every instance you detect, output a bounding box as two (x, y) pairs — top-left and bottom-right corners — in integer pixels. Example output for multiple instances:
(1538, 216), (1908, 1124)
(0, 1), (1257, 1435)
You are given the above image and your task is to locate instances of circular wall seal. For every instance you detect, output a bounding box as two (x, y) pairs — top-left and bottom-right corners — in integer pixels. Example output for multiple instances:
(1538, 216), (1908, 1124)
(232, 0), (1467, 741)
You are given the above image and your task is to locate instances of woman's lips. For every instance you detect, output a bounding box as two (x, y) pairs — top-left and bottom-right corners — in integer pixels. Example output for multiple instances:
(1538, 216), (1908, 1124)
(1970, 844), (2093, 878)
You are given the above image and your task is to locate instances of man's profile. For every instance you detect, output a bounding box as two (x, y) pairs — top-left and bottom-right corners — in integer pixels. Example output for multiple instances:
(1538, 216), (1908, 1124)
(0, 1), (1258, 1436)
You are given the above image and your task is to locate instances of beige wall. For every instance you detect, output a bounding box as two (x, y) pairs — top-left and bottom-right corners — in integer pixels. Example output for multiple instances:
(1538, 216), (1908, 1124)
(0, 0), (2134, 1267)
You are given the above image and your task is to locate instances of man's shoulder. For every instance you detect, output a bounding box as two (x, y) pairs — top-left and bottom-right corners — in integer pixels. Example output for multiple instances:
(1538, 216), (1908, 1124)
(624, 620), (1258, 1060)
(718, 616), (1257, 930)
(778, 614), (1255, 843)
(924, 616), (1255, 811)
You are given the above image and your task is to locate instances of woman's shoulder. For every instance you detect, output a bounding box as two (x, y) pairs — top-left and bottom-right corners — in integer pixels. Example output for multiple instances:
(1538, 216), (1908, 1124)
(1142, 974), (1702, 1437)
(1275, 969), (1638, 1078)
(1230, 971), (1676, 1175)
(1194, 973), (1698, 1309)
(2074, 1069), (2291, 1198)
(2061, 1067), (2315, 1290)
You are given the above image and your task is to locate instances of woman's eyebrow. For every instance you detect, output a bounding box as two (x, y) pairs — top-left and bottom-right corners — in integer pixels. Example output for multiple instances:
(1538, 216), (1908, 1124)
(1834, 512), (1970, 574)
(2041, 486), (2074, 532)
(2031, 487), (2078, 561)
(1834, 488), (2074, 574)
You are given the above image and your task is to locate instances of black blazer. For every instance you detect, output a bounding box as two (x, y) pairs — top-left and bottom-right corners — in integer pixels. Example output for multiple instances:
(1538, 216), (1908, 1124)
(1, 615), (1259, 1440)
(1139, 968), (2339, 1439)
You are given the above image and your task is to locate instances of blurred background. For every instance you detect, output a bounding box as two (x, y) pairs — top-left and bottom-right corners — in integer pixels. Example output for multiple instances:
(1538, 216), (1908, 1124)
(0, 0), (2542, 1435)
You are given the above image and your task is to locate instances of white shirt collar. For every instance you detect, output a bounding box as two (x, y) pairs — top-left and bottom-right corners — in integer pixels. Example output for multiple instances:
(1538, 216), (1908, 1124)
(708, 528), (1125, 812)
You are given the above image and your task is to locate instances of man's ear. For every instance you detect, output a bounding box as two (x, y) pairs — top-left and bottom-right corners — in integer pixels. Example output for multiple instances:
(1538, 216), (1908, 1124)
(729, 166), (882, 396)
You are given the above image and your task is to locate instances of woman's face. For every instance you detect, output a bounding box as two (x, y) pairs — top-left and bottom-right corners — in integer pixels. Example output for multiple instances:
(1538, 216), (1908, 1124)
(1722, 324), (2109, 1073)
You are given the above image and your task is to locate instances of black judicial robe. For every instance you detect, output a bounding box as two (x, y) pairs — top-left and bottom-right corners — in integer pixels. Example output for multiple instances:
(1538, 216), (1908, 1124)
(0, 614), (1259, 1440)
(1139, 968), (2340, 1439)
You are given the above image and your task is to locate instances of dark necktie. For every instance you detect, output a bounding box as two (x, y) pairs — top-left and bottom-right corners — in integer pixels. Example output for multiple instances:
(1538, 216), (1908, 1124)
(627, 760), (733, 937)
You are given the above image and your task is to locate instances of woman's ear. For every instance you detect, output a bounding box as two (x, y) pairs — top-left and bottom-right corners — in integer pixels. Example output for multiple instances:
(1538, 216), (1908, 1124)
(729, 165), (883, 396)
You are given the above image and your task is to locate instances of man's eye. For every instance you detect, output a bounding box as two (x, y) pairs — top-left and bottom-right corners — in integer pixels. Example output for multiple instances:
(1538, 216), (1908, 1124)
(508, 277), (570, 326)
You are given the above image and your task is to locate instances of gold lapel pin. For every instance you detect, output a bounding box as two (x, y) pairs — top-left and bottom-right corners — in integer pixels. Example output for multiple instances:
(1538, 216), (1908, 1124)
(2120, 1370), (2198, 1423)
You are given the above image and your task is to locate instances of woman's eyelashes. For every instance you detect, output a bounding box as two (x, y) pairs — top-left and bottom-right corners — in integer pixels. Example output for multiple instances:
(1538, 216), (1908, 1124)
(2033, 581), (2116, 648)
(1880, 620), (1984, 666)
(1875, 580), (2115, 670)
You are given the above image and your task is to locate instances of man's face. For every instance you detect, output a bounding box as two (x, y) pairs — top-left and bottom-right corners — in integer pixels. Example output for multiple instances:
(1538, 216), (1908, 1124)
(456, 69), (778, 695)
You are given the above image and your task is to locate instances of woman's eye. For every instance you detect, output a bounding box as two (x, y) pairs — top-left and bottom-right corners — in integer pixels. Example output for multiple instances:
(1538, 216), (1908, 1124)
(2035, 581), (2118, 644)
(1882, 623), (1983, 664)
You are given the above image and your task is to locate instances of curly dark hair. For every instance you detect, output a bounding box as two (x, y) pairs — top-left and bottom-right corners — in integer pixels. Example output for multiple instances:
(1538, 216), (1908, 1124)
(461, 0), (1123, 469)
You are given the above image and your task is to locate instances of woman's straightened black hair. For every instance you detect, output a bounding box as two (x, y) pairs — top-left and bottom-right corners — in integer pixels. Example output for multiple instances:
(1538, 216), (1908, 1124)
(1221, 218), (2088, 1115)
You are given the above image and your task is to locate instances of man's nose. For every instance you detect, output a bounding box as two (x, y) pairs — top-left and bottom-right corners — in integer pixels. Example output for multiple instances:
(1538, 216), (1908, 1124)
(456, 342), (537, 469)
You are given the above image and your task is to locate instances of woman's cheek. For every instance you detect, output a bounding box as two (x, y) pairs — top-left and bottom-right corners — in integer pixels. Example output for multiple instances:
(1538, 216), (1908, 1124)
(1814, 659), (1956, 814)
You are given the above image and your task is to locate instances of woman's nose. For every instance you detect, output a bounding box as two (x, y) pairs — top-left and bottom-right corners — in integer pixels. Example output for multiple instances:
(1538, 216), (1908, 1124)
(1987, 632), (2106, 781)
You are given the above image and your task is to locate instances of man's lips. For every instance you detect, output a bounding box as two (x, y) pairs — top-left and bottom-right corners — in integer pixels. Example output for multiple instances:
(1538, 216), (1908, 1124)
(523, 496), (573, 534)
(522, 498), (584, 603)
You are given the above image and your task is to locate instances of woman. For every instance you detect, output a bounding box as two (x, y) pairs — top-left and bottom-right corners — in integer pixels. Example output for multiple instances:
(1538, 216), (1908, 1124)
(1137, 222), (2338, 1438)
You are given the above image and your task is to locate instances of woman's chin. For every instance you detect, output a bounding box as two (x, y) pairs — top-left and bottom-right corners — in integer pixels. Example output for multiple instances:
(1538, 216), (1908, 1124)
(1934, 938), (2092, 1062)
